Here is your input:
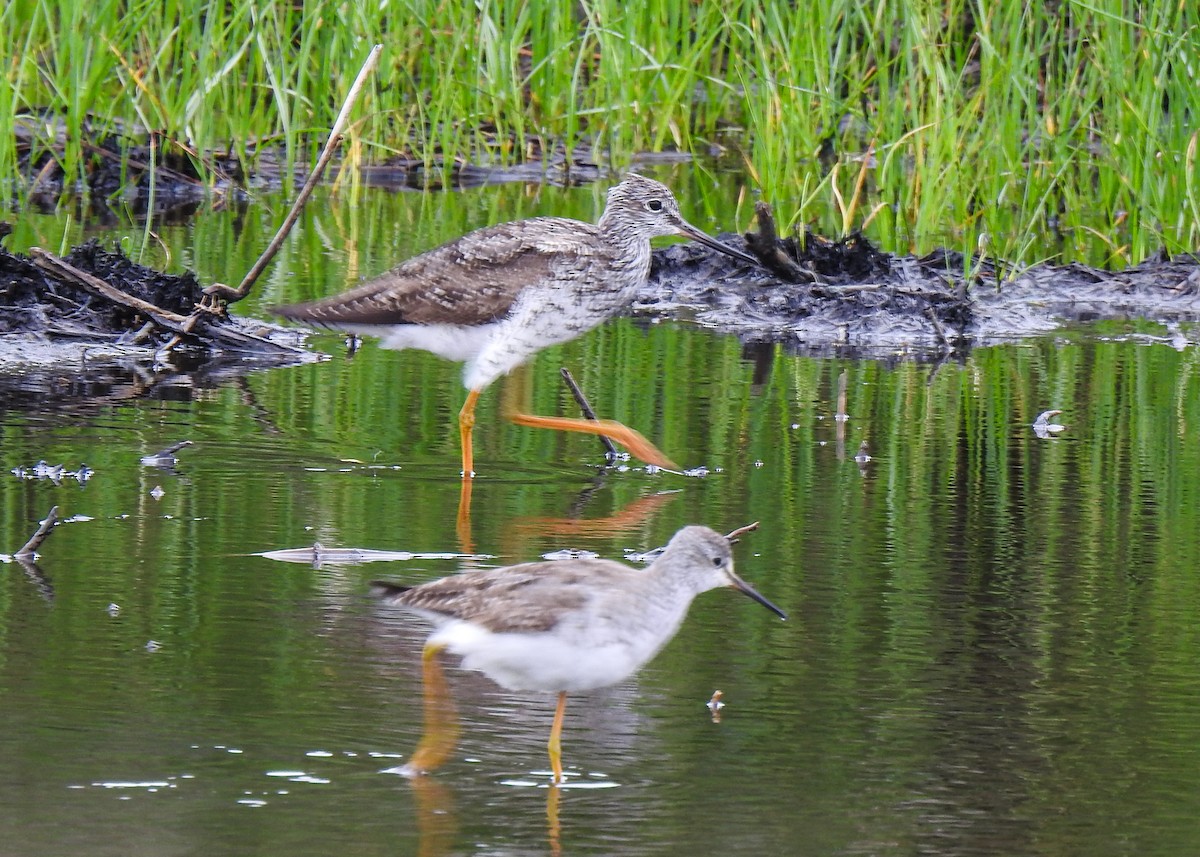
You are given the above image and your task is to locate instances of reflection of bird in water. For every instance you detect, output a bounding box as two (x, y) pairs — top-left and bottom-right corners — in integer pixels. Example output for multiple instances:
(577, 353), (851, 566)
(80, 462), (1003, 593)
(372, 525), (786, 784)
(274, 174), (757, 479)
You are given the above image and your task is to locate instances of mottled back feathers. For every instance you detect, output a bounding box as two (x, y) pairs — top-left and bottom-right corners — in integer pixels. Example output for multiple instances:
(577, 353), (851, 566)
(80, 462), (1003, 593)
(371, 559), (638, 634)
(275, 217), (614, 328)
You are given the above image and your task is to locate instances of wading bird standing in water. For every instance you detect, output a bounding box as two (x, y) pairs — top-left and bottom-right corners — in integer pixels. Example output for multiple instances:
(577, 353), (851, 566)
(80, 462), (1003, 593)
(274, 174), (757, 480)
(370, 525), (786, 784)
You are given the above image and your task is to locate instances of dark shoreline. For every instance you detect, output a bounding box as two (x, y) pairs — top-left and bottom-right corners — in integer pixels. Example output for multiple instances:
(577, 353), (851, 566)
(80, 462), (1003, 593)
(3, 210), (1198, 377)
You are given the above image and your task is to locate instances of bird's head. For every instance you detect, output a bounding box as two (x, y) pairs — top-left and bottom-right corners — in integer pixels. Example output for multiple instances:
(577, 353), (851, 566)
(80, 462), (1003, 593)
(600, 174), (759, 265)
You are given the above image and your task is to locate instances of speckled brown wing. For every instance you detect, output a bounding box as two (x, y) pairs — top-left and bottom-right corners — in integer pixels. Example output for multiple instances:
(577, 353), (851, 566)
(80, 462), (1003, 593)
(274, 216), (601, 328)
(371, 559), (634, 634)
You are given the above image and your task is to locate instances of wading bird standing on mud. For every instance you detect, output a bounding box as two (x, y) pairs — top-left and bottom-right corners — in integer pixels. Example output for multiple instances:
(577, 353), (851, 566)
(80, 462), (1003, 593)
(273, 174), (757, 481)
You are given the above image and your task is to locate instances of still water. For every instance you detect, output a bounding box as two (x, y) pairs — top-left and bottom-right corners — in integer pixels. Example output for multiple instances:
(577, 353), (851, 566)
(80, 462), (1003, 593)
(2, 177), (1200, 855)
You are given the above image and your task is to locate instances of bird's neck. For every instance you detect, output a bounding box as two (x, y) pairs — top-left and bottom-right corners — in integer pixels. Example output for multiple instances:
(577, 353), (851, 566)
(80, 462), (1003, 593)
(597, 211), (649, 246)
(595, 216), (654, 279)
(644, 560), (707, 606)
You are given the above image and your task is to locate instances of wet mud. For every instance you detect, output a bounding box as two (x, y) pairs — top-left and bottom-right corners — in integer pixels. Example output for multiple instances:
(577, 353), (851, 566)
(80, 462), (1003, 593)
(0, 238), (203, 336)
(16, 120), (604, 220)
(649, 204), (1200, 356)
(0, 235), (310, 410)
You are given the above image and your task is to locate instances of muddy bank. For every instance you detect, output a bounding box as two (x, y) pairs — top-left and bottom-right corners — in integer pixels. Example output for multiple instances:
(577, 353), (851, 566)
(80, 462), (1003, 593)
(0, 237), (311, 402)
(13, 122), (1196, 356)
(1, 207), (1198, 406)
(14, 118), (611, 220)
(648, 209), (1200, 355)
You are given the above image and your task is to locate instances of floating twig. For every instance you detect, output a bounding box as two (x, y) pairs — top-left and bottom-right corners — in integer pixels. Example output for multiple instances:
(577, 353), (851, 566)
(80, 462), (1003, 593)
(140, 440), (193, 466)
(725, 521), (760, 543)
(153, 440), (193, 457)
(258, 543), (486, 568)
(1033, 409), (1066, 439)
(15, 505), (59, 560)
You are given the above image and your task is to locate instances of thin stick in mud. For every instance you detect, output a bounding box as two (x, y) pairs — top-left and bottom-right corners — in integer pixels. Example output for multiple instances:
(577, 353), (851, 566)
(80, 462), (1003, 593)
(27, 248), (302, 354)
(204, 44), (383, 306)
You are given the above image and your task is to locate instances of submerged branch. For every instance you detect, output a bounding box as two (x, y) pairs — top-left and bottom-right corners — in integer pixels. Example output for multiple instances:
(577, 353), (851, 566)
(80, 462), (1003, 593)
(560, 367), (619, 459)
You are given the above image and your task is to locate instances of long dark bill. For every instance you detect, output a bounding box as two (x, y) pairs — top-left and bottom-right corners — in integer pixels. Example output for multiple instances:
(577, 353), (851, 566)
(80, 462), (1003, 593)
(731, 573), (787, 620)
(673, 218), (760, 265)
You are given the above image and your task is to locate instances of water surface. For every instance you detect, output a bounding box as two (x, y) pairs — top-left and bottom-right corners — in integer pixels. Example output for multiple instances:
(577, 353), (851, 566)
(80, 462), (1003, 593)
(2, 176), (1199, 855)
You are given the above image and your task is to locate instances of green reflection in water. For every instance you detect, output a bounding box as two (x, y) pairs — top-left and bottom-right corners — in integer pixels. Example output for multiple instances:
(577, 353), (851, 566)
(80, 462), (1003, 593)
(1, 333), (1197, 855)
(1, 179), (1199, 855)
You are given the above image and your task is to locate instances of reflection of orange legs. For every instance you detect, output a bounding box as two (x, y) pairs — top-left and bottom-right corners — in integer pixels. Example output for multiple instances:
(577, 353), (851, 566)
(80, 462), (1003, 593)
(547, 691), (568, 785)
(456, 383), (677, 547)
(458, 389), (481, 478)
(409, 775), (456, 857)
(508, 413), (679, 470)
(403, 643), (461, 777)
(546, 783), (562, 857)
(456, 477), (473, 554)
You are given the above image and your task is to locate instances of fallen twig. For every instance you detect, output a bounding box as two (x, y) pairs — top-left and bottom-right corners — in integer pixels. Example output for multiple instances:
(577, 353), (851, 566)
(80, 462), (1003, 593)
(29, 247), (303, 354)
(744, 202), (813, 284)
(31, 248), (189, 329)
(16, 505), (59, 560)
(925, 305), (949, 347)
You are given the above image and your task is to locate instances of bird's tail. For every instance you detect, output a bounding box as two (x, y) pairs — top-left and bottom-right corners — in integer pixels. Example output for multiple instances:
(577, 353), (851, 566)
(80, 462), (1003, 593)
(368, 581), (412, 601)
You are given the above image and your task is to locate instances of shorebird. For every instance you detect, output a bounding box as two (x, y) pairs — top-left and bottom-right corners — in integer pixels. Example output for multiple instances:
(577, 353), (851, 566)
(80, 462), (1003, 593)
(274, 174), (757, 477)
(370, 525), (786, 784)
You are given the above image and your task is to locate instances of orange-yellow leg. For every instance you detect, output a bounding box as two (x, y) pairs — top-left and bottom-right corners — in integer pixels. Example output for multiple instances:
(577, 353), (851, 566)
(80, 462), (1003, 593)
(403, 642), (461, 777)
(547, 691), (568, 785)
(456, 389), (482, 551)
(458, 389), (481, 478)
(508, 413), (679, 470)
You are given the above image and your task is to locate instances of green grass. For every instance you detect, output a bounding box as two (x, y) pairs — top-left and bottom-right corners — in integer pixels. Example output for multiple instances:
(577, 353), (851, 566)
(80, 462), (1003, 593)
(2, 0), (1198, 267)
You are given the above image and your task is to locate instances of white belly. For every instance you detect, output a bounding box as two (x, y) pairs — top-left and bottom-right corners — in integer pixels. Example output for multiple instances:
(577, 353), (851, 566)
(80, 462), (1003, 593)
(430, 619), (670, 693)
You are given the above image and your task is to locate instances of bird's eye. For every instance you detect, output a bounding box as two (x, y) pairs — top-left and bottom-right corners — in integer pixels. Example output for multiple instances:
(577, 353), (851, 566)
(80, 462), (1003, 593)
(646, 199), (663, 212)
(712, 556), (723, 567)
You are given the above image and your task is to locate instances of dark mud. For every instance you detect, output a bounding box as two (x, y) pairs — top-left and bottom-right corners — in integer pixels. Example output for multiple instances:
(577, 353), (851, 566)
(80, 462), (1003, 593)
(0, 237), (310, 402)
(15, 117), (610, 220)
(648, 213), (1200, 356)
(16, 121), (1196, 348)
(0, 239), (202, 336)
